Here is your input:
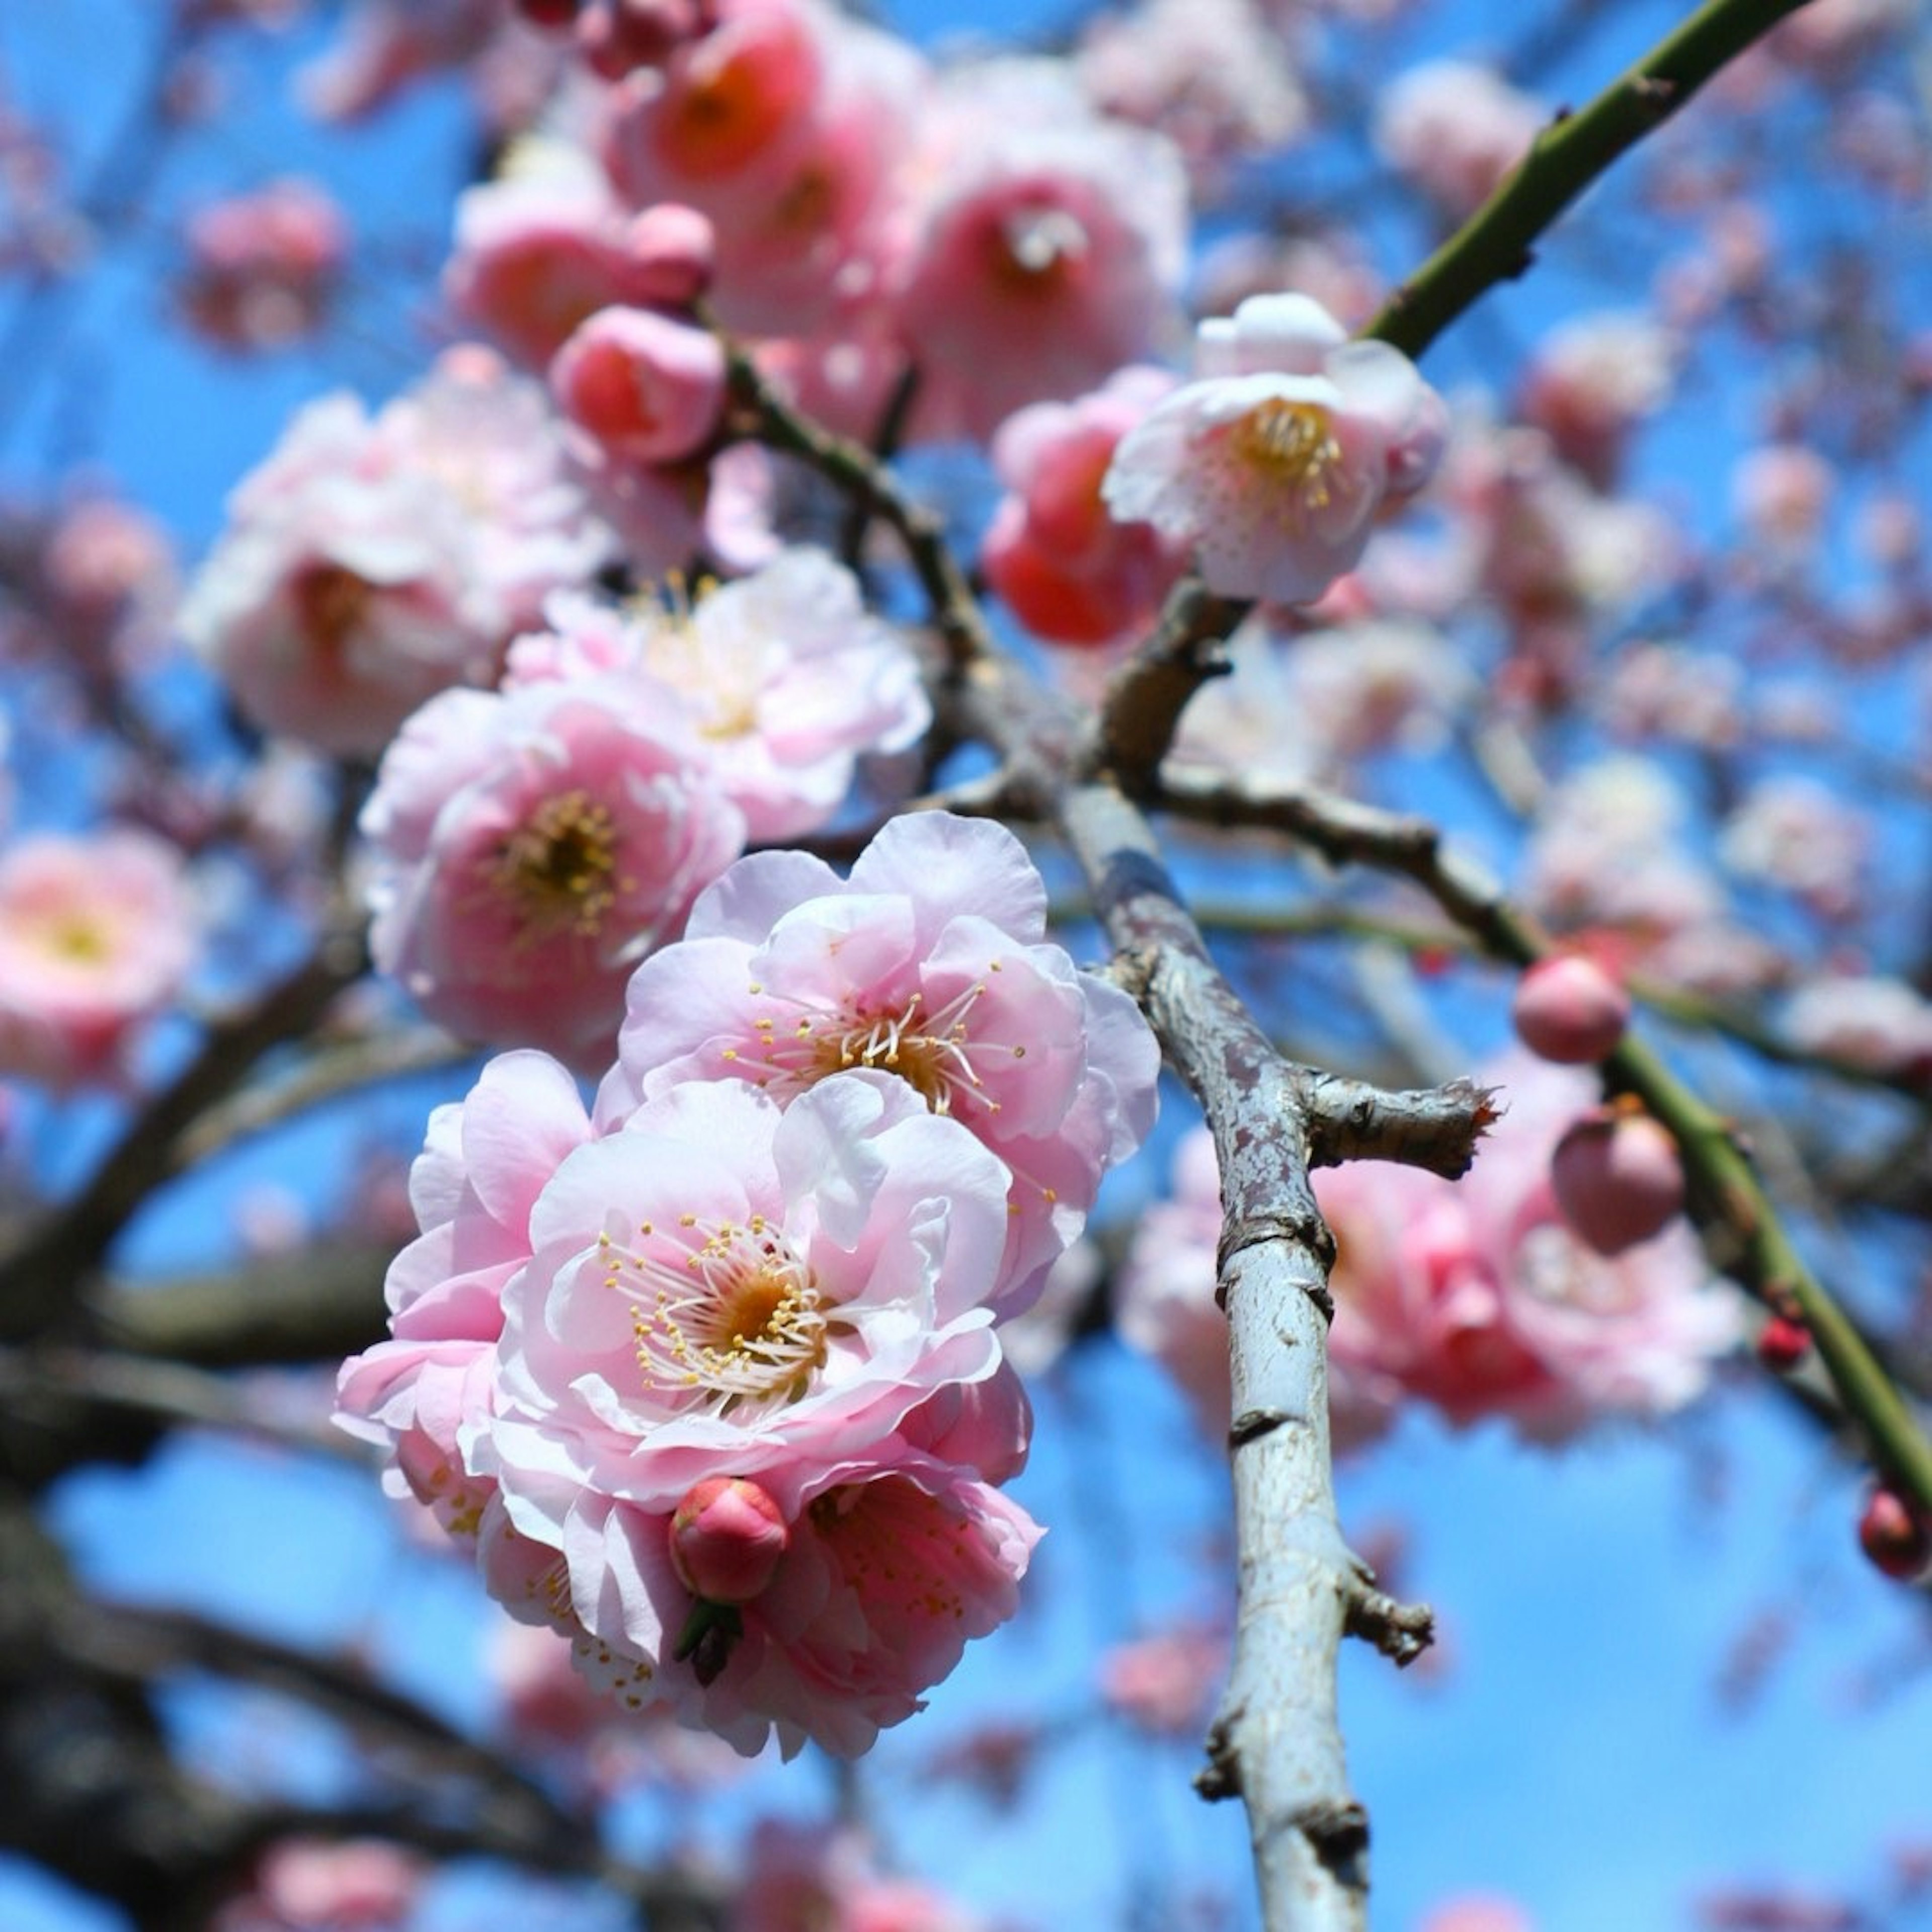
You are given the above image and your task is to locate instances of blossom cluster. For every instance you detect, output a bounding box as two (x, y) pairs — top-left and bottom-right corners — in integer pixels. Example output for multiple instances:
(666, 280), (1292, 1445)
(338, 812), (1160, 1756)
(357, 544), (928, 1066)
(1119, 1056), (1740, 1445)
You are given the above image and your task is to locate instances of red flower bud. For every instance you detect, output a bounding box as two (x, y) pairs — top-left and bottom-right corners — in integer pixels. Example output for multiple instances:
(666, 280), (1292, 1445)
(1549, 1107), (1685, 1256)
(1755, 1314), (1811, 1373)
(1512, 954), (1631, 1065)
(1858, 1487), (1931, 1582)
(669, 1476), (789, 1603)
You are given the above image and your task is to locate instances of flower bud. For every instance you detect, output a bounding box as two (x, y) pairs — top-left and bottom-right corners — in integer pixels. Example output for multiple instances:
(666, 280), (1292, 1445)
(1549, 1106), (1685, 1256)
(548, 304), (726, 463)
(1755, 1313), (1811, 1373)
(621, 203), (716, 308)
(1858, 1487), (1931, 1582)
(1511, 954), (1631, 1064)
(669, 1476), (789, 1603)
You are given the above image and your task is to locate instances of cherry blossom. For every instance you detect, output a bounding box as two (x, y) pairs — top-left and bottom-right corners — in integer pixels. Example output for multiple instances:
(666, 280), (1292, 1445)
(605, 811), (1161, 1309)
(179, 179), (349, 354)
(446, 145), (716, 369)
(982, 366), (1188, 648)
(889, 59), (1189, 443)
(1102, 292), (1446, 603)
(1373, 59), (1543, 219)
(504, 547), (930, 841)
(180, 349), (616, 756)
(0, 828), (198, 1089)
(359, 677), (745, 1064)
(453, 1074), (1038, 1754)
(1124, 1064), (1741, 1444)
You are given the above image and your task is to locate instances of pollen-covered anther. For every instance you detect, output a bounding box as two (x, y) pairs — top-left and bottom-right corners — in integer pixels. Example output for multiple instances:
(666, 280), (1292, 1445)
(1232, 397), (1343, 512)
(606, 1216), (829, 1409)
(489, 788), (620, 941)
(752, 978), (1024, 1116)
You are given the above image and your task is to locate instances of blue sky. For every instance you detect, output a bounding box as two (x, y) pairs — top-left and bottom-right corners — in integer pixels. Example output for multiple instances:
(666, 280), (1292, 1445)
(4, 3), (1931, 1929)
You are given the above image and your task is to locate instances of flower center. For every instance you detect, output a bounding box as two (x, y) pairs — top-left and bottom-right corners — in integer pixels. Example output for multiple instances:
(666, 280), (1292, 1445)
(601, 1214), (829, 1412)
(993, 204), (1088, 295)
(489, 790), (620, 941)
(632, 584), (765, 743)
(728, 973), (1026, 1118)
(291, 559), (374, 662)
(1231, 397), (1343, 511)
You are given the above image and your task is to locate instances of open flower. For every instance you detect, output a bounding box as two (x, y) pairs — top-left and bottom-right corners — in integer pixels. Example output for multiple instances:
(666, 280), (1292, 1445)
(360, 677), (744, 1065)
(0, 828), (198, 1088)
(505, 548), (930, 842)
(1103, 292), (1445, 603)
(604, 811), (1160, 1309)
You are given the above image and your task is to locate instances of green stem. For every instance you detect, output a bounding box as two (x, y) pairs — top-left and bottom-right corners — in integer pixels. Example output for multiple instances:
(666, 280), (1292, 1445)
(1362, 0), (1814, 359)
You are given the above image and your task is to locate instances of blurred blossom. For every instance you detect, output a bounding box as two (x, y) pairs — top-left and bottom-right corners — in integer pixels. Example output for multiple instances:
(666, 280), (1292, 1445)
(1123, 1063), (1740, 1444)
(1374, 59), (1542, 220)
(1076, 0), (1308, 190)
(734, 1821), (989, 1932)
(887, 58), (1189, 444)
(1420, 1899), (1535, 1932)
(213, 1837), (427, 1932)
(180, 347), (616, 756)
(1717, 775), (1869, 918)
(1099, 1623), (1228, 1737)
(1782, 976), (1932, 1083)
(1730, 443), (1832, 556)
(983, 366), (1188, 648)
(0, 827), (198, 1089)
(1518, 311), (1676, 487)
(180, 178), (348, 351)
(1600, 644), (1746, 750)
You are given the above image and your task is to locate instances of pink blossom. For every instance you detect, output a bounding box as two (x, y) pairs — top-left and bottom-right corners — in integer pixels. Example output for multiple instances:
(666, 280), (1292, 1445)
(0, 828), (197, 1088)
(181, 350), (615, 756)
(215, 1837), (426, 1931)
(1374, 59), (1543, 219)
(604, 811), (1161, 1310)
(487, 1076), (1011, 1504)
(505, 547), (930, 841)
(735, 1821), (990, 1932)
(447, 151), (716, 368)
(549, 303), (728, 463)
(470, 1075), (1039, 1754)
(1420, 1898), (1536, 1932)
(601, 0), (921, 339)
(359, 678), (744, 1064)
(1127, 1068), (1740, 1444)
(888, 61), (1188, 443)
(180, 179), (348, 352)
(1321, 1058), (1740, 1438)
(982, 367), (1188, 647)
(1103, 293), (1446, 604)
(1099, 1624), (1228, 1737)
(1077, 0), (1308, 190)
(1782, 975), (1932, 1083)
(1518, 312), (1676, 487)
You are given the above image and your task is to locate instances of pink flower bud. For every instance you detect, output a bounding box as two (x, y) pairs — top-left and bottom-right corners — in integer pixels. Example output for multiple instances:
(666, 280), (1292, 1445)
(670, 1477), (790, 1603)
(621, 202), (716, 307)
(1512, 954), (1632, 1064)
(1858, 1487), (1931, 1582)
(1549, 1107), (1685, 1256)
(548, 304), (726, 463)
(1755, 1313), (1811, 1373)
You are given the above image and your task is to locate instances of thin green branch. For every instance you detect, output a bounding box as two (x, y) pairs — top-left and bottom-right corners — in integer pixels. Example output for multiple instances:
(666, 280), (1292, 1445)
(1362, 0), (1815, 359)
